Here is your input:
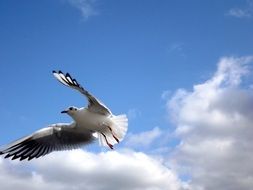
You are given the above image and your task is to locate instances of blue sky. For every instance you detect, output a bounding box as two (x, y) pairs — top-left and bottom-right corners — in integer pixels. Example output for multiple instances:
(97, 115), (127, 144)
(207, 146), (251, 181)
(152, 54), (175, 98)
(1, 1), (253, 190)
(0, 0), (251, 139)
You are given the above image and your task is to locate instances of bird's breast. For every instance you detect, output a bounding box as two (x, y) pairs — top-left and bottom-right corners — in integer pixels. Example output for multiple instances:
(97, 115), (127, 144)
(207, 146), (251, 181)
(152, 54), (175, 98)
(73, 110), (109, 132)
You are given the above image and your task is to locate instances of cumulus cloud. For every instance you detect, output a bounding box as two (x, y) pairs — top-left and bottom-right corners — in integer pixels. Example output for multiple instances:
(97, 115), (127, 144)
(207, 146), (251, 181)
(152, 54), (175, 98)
(0, 149), (184, 190)
(167, 56), (253, 190)
(66, 0), (98, 20)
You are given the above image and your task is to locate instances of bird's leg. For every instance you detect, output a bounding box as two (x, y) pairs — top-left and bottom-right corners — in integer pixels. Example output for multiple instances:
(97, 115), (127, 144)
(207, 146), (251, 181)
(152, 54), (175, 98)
(107, 126), (119, 143)
(101, 133), (113, 150)
(101, 122), (120, 144)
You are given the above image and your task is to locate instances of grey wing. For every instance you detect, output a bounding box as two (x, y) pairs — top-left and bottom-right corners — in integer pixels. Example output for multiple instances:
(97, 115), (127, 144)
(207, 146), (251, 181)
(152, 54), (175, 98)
(53, 70), (112, 116)
(0, 123), (95, 161)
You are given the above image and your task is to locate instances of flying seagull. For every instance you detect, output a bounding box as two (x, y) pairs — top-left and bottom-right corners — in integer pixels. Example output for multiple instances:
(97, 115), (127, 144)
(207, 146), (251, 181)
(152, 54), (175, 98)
(0, 71), (128, 161)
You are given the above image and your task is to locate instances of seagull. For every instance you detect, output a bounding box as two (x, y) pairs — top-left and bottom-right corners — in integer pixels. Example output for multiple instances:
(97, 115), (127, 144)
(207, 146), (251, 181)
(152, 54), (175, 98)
(0, 71), (128, 161)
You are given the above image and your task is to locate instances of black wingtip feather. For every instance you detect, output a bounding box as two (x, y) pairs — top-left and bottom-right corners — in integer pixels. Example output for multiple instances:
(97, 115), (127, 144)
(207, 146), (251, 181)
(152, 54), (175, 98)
(28, 156), (35, 161)
(4, 154), (12, 159)
(65, 73), (73, 83)
(11, 155), (20, 160)
(66, 72), (71, 77)
(52, 70), (84, 90)
(19, 157), (26, 161)
(0, 151), (3, 155)
(20, 155), (29, 161)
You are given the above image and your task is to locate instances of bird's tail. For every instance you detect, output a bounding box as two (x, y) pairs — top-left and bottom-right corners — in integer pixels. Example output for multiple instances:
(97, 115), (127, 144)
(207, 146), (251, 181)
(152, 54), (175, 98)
(98, 114), (128, 148)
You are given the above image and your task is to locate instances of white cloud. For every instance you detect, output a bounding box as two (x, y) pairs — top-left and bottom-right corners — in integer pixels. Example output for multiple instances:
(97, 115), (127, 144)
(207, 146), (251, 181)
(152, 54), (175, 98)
(227, 8), (251, 18)
(67, 0), (98, 20)
(167, 43), (186, 58)
(167, 56), (253, 190)
(227, 1), (253, 18)
(167, 43), (184, 52)
(161, 90), (171, 100)
(0, 149), (185, 190)
(126, 127), (162, 148)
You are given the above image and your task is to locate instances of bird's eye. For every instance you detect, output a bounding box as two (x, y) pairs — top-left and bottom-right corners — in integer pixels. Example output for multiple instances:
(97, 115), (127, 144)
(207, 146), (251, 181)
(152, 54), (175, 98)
(69, 107), (73, 110)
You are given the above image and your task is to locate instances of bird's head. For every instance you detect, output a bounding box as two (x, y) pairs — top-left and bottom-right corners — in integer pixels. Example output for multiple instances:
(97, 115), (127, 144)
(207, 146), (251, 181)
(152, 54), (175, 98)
(61, 106), (78, 115)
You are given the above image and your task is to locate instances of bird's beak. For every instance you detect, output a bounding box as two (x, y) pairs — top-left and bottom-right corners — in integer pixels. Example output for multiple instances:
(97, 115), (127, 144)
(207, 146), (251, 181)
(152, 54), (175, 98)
(61, 110), (68, 114)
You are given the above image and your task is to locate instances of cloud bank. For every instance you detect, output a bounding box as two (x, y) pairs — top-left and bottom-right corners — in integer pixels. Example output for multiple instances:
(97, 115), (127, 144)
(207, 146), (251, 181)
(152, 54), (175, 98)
(0, 150), (184, 190)
(168, 56), (253, 190)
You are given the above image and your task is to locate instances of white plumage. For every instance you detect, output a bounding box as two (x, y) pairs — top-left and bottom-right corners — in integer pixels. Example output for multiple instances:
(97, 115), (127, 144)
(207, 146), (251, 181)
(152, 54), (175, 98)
(0, 71), (128, 161)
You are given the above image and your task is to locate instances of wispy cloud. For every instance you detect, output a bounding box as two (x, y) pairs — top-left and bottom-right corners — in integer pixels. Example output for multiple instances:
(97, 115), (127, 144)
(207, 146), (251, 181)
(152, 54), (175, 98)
(167, 43), (184, 52)
(66, 0), (98, 20)
(161, 90), (171, 100)
(127, 108), (141, 120)
(227, 8), (251, 18)
(226, 1), (253, 18)
(166, 42), (186, 58)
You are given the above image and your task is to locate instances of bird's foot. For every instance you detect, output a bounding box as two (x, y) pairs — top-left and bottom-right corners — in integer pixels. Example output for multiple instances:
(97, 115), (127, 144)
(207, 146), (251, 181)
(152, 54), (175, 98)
(107, 126), (120, 144)
(112, 135), (119, 143)
(108, 143), (114, 150)
(102, 133), (114, 150)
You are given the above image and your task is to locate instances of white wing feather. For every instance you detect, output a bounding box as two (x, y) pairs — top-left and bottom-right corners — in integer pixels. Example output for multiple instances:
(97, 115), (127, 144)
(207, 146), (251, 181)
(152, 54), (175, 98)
(53, 70), (112, 116)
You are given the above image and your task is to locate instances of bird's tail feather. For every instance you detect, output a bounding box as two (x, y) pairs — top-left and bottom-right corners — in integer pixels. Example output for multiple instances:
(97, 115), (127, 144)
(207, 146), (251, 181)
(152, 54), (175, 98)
(98, 114), (128, 147)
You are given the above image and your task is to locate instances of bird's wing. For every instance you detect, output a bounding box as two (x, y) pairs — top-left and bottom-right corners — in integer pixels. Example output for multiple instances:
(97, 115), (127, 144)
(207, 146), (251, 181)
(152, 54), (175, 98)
(0, 123), (95, 161)
(53, 70), (112, 116)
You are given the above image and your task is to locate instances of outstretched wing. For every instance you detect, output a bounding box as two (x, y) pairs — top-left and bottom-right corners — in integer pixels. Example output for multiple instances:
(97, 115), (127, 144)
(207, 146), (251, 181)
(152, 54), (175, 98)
(0, 123), (95, 161)
(53, 70), (112, 116)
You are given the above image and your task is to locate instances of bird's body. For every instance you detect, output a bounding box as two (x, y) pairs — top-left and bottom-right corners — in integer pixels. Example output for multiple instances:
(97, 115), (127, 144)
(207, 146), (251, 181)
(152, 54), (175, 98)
(70, 107), (127, 148)
(0, 71), (128, 161)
